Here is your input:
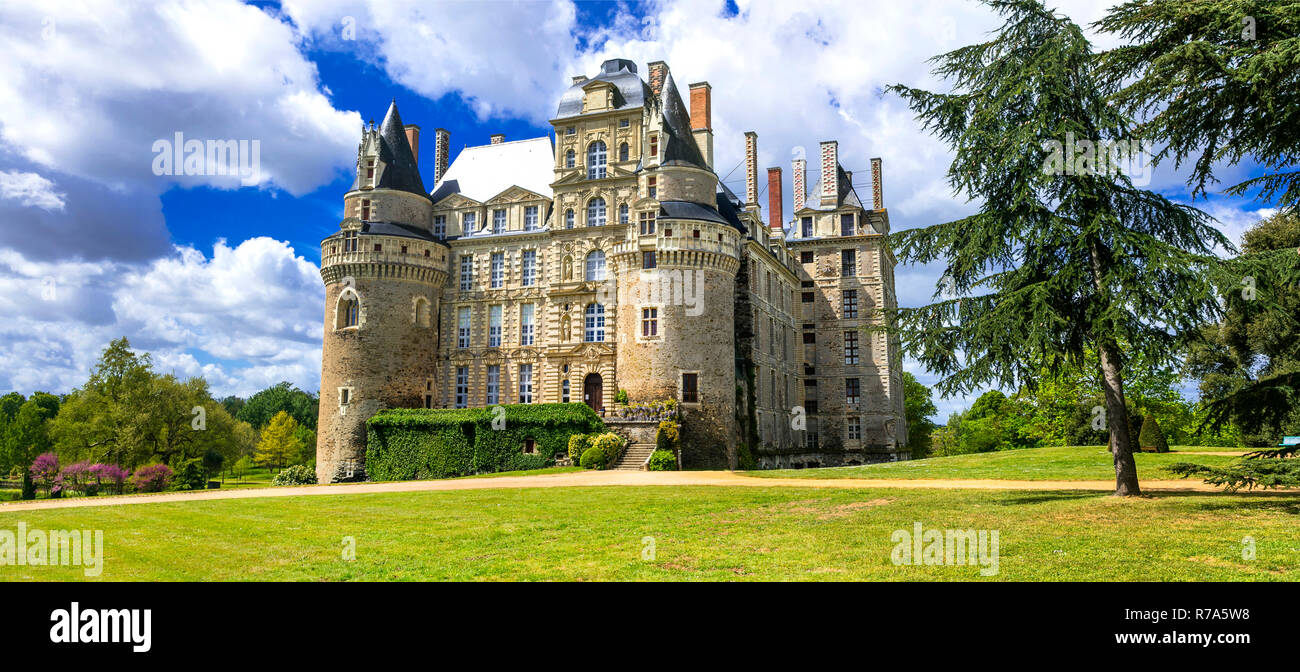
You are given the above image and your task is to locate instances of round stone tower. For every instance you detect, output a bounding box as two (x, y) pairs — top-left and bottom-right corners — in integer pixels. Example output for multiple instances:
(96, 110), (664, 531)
(611, 162), (742, 470)
(316, 101), (448, 483)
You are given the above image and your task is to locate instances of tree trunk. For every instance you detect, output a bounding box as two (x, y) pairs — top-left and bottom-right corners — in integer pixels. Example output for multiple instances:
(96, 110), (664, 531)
(1098, 343), (1142, 496)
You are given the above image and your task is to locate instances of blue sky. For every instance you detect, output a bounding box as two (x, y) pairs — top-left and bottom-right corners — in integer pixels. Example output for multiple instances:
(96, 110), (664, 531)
(0, 0), (1282, 421)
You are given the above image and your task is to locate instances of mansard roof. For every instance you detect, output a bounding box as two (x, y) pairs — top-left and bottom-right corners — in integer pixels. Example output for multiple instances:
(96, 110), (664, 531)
(351, 100), (428, 197)
(429, 136), (555, 204)
(803, 165), (865, 211)
(556, 59), (650, 118)
(324, 220), (437, 242)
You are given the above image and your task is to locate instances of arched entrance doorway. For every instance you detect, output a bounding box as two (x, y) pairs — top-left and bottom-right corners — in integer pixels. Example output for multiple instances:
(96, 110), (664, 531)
(583, 373), (603, 413)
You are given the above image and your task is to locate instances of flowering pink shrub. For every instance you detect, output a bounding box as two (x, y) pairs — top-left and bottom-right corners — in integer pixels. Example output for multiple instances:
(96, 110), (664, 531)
(29, 453), (60, 493)
(60, 461), (92, 495)
(90, 463), (130, 495)
(131, 463), (173, 493)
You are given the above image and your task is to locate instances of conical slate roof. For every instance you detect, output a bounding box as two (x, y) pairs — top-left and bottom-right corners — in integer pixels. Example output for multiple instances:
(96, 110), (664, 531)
(657, 72), (709, 171)
(353, 100), (427, 197)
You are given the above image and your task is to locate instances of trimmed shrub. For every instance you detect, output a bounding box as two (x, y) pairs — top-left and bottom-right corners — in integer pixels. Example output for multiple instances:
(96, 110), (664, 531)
(367, 403), (605, 481)
(567, 434), (591, 463)
(132, 464), (173, 493)
(1139, 413), (1169, 453)
(591, 432), (625, 466)
(273, 464), (317, 486)
(656, 420), (680, 453)
(580, 445), (607, 470)
(648, 449), (677, 471)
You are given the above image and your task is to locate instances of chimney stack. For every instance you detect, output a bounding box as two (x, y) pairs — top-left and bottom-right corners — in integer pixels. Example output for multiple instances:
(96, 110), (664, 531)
(647, 61), (668, 98)
(433, 128), (450, 184)
(871, 157), (883, 209)
(792, 158), (806, 211)
(819, 140), (839, 207)
(689, 82), (713, 170)
(490, 133), (505, 145)
(404, 125), (421, 163)
(767, 167), (783, 230)
(744, 131), (759, 207)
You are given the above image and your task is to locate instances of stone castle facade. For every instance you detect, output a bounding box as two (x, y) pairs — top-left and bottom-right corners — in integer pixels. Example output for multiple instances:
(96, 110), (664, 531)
(316, 58), (907, 483)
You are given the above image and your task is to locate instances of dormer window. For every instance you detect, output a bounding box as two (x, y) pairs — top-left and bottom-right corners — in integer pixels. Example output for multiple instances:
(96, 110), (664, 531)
(366, 160), (374, 179)
(649, 134), (658, 158)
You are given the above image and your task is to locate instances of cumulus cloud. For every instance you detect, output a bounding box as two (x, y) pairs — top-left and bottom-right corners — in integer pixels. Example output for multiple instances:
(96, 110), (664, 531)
(0, 238), (323, 398)
(0, 170), (65, 211)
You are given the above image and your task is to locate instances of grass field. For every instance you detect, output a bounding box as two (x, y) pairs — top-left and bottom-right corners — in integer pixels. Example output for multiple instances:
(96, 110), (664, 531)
(1, 483), (1296, 581)
(746, 445), (1244, 481)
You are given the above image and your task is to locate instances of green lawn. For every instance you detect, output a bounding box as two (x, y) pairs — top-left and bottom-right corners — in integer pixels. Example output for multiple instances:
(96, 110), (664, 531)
(1, 485), (1296, 581)
(744, 445), (1243, 481)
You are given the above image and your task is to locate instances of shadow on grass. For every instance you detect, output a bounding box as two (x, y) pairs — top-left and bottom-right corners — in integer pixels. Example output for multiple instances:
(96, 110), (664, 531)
(995, 491), (1106, 506)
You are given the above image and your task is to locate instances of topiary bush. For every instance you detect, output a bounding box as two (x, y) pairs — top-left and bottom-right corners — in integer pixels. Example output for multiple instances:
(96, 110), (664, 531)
(648, 449), (677, 471)
(567, 434), (591, 463)
(272, 464), (317, 486)
(1139, 413), (1169, 453)
(580, 445), (607, 470)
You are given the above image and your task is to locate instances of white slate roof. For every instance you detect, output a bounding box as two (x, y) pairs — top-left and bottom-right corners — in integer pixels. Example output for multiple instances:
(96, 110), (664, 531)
(430, 136), (555, 203)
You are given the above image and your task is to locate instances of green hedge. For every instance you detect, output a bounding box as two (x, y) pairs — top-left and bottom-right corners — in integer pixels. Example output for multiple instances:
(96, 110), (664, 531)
(366, 404), (605, 481)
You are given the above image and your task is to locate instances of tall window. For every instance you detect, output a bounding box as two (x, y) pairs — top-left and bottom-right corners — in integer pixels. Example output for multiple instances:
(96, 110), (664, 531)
(433, 215), (446, 237)
(343, 230), (358, 252)
(681, 373), (698, 403)
(844, 331), (859, 365)
(842, 249), (856, 276)
(459, 255), (473, 290)
(587, 141), (607, 179)
(801, 216), (813, 238)
(585, 250), (606, 281)
(641, 307), (658, 337)
(486, 365), (500, 405)
(492, 209), (506, 234)
(638, 211), (656, 235)
(618, 203), (629, 224)
(457, 306), (471, 348)
(843, 289), (859, 319)
(340, 297), (359, 328)
(649, 134), (658, 158)
(520, 303), (535, 345)
(565, 209), (574, 229)
(490, 252), (504, 288)
(586, 197), (606, 226)
(455, 366), (469, 408)
(565, 149), (575, 168)
(524, 205), (539, 231)
(521, 250), (537, 286)
(848, 416), (861, 440)
(841, 213), (855, 237)
(845, 378), (861, 405)
(584, 303), (605, 342)
(488, 305), (502, 347)
(463, 211), (477, 234)
(361, 199), (370, 220)
(619, 142), (629, 162)
(518, 364), (533, 403)
(562, 379), (571, 403)
(647, 176), (657, 198)
(642, 250), (656, 269)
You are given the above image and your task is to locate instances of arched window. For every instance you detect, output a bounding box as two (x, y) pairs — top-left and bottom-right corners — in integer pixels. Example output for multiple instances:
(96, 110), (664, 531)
(415, 297), (431, 328)
(584, 303), (606, 342)
(619, 142), (629, 162)
(336, 291), (361, 330)
(565, 149), (575, 169)
(587, 141), (607, 179)
(564, 208), (574, 229)
(586, 197), (606, 227)
(618, 203), (629, 224)
(584, 250), (606, 281)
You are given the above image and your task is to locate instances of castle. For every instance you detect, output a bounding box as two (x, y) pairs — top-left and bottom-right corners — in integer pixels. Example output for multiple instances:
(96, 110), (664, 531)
(315, 58), (907, 483)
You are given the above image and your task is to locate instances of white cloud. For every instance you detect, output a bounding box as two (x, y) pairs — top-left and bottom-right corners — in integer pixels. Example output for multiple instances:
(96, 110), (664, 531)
(0, 0), (360, 195)
(0, 238), (323, 398)
(0, 170), (65, 211)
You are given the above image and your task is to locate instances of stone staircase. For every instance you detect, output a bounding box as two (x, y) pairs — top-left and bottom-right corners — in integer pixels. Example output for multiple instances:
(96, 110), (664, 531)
(610, 443), (655, 471)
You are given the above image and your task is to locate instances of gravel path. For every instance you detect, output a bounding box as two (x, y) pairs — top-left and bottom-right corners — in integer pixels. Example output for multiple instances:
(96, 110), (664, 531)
(0, 470), (1274, 513)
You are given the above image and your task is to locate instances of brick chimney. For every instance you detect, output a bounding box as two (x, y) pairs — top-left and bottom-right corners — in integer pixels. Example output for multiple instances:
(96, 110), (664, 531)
(404, 125), (420, 163)
(871, 157), (883, 209)
(433, 128), (450, 184)
(647, 61), (668, 98)
(689, 82), (713, 170)
(490, 134), (505, 145)
(767, 167), (783, 230)
(819, 140), (838, 207)
(744, 131), (758, 206)
(792, 158), (806, 211)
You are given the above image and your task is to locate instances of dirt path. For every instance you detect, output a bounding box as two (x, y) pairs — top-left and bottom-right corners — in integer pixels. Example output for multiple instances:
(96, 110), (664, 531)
(3, 470), (1287, 513)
